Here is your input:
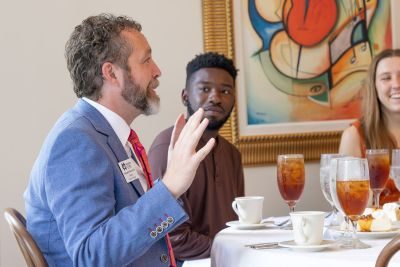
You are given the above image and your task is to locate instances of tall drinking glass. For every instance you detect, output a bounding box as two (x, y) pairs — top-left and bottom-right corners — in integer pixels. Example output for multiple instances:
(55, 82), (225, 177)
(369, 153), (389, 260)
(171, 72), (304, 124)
(320, 154), (344, 225)
(329, 157), (354, 243)
(366, 149), (390, 208)
(390, 149), (400, 192)
(335, 157), (370, 249)
(277, 154), (305, 228)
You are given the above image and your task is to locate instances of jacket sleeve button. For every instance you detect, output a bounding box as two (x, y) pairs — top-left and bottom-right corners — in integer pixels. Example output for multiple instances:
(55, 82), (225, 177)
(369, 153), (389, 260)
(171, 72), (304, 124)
(167, 216), (174, 224)
(160, 253), (169, 263)
(150, 231), (157, 238)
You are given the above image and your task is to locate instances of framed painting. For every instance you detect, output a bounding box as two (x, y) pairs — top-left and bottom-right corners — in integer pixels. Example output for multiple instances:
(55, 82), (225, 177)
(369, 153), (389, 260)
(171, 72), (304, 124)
(202, 0), (399, 165)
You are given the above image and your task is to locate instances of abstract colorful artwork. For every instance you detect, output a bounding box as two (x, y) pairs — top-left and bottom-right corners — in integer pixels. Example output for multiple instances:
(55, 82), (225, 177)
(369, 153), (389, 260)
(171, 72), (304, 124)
(236, 0), (392, 128)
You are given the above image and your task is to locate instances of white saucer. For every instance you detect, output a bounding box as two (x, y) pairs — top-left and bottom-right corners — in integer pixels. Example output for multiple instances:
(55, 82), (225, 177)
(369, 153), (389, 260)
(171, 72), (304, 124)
(329, 226), (400, 239)
(278, 240), (338, 252)
(226, 220), (273, 230)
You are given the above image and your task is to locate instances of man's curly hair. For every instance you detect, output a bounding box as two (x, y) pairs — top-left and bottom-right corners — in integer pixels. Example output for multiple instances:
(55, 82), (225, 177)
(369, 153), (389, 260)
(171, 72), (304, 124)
(65, 14), (141, 100)
(185, 52), (238, 86)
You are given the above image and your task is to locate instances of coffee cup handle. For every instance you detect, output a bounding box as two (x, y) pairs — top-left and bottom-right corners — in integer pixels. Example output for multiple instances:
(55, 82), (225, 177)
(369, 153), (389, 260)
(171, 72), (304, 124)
(232, 201), (242, 218)
(298, 217), (308, 243)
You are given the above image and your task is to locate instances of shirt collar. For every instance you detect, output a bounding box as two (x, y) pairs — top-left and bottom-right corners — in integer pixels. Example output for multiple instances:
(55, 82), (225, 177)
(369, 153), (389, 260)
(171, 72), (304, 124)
(82, 97), (130, 147)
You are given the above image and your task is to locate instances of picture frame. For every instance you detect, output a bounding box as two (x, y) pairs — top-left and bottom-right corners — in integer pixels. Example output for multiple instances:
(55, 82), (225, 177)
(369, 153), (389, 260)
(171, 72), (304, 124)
(202, 0), (399, 165)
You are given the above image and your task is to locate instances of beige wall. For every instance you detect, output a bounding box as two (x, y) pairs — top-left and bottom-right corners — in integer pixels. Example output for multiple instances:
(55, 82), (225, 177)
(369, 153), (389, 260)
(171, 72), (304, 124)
(0, 1), (333, 266)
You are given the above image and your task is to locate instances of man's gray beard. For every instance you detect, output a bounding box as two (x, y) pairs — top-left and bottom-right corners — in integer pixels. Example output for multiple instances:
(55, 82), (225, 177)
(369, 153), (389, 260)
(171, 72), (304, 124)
(121, 78), (160, 115)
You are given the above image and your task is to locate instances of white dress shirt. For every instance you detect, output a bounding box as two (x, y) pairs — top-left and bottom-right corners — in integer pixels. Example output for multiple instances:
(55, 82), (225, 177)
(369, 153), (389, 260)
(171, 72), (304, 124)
(82, 97), (148, 191)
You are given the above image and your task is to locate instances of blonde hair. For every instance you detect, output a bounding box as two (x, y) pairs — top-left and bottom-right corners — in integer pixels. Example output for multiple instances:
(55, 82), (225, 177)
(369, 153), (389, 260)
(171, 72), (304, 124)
(361, 49), (400, 149)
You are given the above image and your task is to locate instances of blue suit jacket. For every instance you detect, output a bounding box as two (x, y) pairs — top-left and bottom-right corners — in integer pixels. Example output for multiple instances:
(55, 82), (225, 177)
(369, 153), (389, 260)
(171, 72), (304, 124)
(24, 99), (188, 267)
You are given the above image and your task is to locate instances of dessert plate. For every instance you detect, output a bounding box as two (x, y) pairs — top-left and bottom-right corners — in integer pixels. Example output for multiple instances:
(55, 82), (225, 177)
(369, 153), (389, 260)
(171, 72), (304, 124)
(226, 220), (274, 230)
(278, 240), (338, 252)
(329, 226), (400, 239)
(392, 221), (400, 228)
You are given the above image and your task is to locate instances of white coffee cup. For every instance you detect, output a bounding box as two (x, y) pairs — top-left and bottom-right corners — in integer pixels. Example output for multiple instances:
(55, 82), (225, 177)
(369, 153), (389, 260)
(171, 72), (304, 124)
(231, 196), (264, 224)
(290, 211), (325, 245)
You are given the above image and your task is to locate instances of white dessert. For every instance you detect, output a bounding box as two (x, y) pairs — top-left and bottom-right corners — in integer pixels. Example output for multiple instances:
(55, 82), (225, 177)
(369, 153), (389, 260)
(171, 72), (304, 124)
(382, 202), (400, 222)
(358, 209), (391, 232)
(340, 208), (392, 232)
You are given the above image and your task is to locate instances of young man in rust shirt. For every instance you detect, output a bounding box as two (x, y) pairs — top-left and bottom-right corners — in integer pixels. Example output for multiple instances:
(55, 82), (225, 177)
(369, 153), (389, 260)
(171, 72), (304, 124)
(148, 52), (245, 263)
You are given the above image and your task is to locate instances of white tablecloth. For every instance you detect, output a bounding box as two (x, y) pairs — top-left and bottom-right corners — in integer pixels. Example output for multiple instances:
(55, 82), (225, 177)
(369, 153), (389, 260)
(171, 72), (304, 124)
(211, 227), (400, 267)
(183, 258), (211, 267)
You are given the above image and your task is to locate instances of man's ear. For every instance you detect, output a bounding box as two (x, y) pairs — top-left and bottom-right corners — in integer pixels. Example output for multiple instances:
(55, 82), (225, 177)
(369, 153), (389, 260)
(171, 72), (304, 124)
(181, 89), (189, 106)
(102, 62), (118, 83)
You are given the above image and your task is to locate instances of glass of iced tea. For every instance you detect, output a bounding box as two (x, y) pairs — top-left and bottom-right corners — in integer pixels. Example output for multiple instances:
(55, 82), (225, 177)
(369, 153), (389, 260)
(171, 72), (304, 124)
(366, 149), (390, 208)
(277, 154), (305, 220)
(335, 157), (370, 249)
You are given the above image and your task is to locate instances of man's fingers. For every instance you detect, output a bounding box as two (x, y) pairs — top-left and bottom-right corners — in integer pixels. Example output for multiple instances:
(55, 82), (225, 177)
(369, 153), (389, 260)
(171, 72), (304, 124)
(170, 113), (185, 149)
(188, 117), (210, 147)
(175, 108), (205, 147)
(188, 108), (204, 124)
(182, 108), (204, 135)
(194, 138), (215, 162)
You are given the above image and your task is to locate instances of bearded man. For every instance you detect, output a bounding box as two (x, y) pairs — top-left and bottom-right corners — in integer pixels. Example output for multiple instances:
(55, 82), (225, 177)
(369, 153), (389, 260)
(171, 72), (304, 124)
(24, 14), (214, 267)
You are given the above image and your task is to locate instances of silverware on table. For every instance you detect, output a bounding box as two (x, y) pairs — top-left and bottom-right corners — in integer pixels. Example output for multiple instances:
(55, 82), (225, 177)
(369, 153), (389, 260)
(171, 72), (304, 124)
(245, 242), (286, 249)
(275, 219), (290, 227)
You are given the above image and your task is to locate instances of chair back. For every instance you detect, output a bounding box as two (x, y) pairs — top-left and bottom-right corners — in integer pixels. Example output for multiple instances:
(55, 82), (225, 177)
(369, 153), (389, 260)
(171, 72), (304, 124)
(4, 208), (48, 267)
(376, 234), (400, 267)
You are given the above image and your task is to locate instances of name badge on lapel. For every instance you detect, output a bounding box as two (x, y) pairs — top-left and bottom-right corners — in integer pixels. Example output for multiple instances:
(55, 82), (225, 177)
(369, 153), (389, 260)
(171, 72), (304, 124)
(118, 158), (140, 183)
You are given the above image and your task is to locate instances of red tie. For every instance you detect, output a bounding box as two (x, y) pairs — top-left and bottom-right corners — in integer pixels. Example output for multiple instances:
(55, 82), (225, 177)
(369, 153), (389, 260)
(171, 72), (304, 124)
(128, 129), (176, 267)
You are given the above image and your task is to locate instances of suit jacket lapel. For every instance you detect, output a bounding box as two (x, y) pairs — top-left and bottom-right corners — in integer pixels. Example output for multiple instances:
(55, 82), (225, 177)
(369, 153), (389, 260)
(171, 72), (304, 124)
(74, 99), (145, 196)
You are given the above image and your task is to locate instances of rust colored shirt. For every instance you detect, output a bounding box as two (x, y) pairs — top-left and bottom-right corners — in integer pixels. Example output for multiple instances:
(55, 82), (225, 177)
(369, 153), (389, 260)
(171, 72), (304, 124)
(148, 127), (245, 260)
(352, 120), (400, 204)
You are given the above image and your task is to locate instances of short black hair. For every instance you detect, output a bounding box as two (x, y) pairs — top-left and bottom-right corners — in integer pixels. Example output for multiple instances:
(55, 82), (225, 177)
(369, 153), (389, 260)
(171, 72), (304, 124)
(185, 52), (238, 86)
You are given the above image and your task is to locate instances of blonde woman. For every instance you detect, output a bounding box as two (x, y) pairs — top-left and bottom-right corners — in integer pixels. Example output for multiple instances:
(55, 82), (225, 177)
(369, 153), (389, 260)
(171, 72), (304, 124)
(339, 48), (400, 204)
